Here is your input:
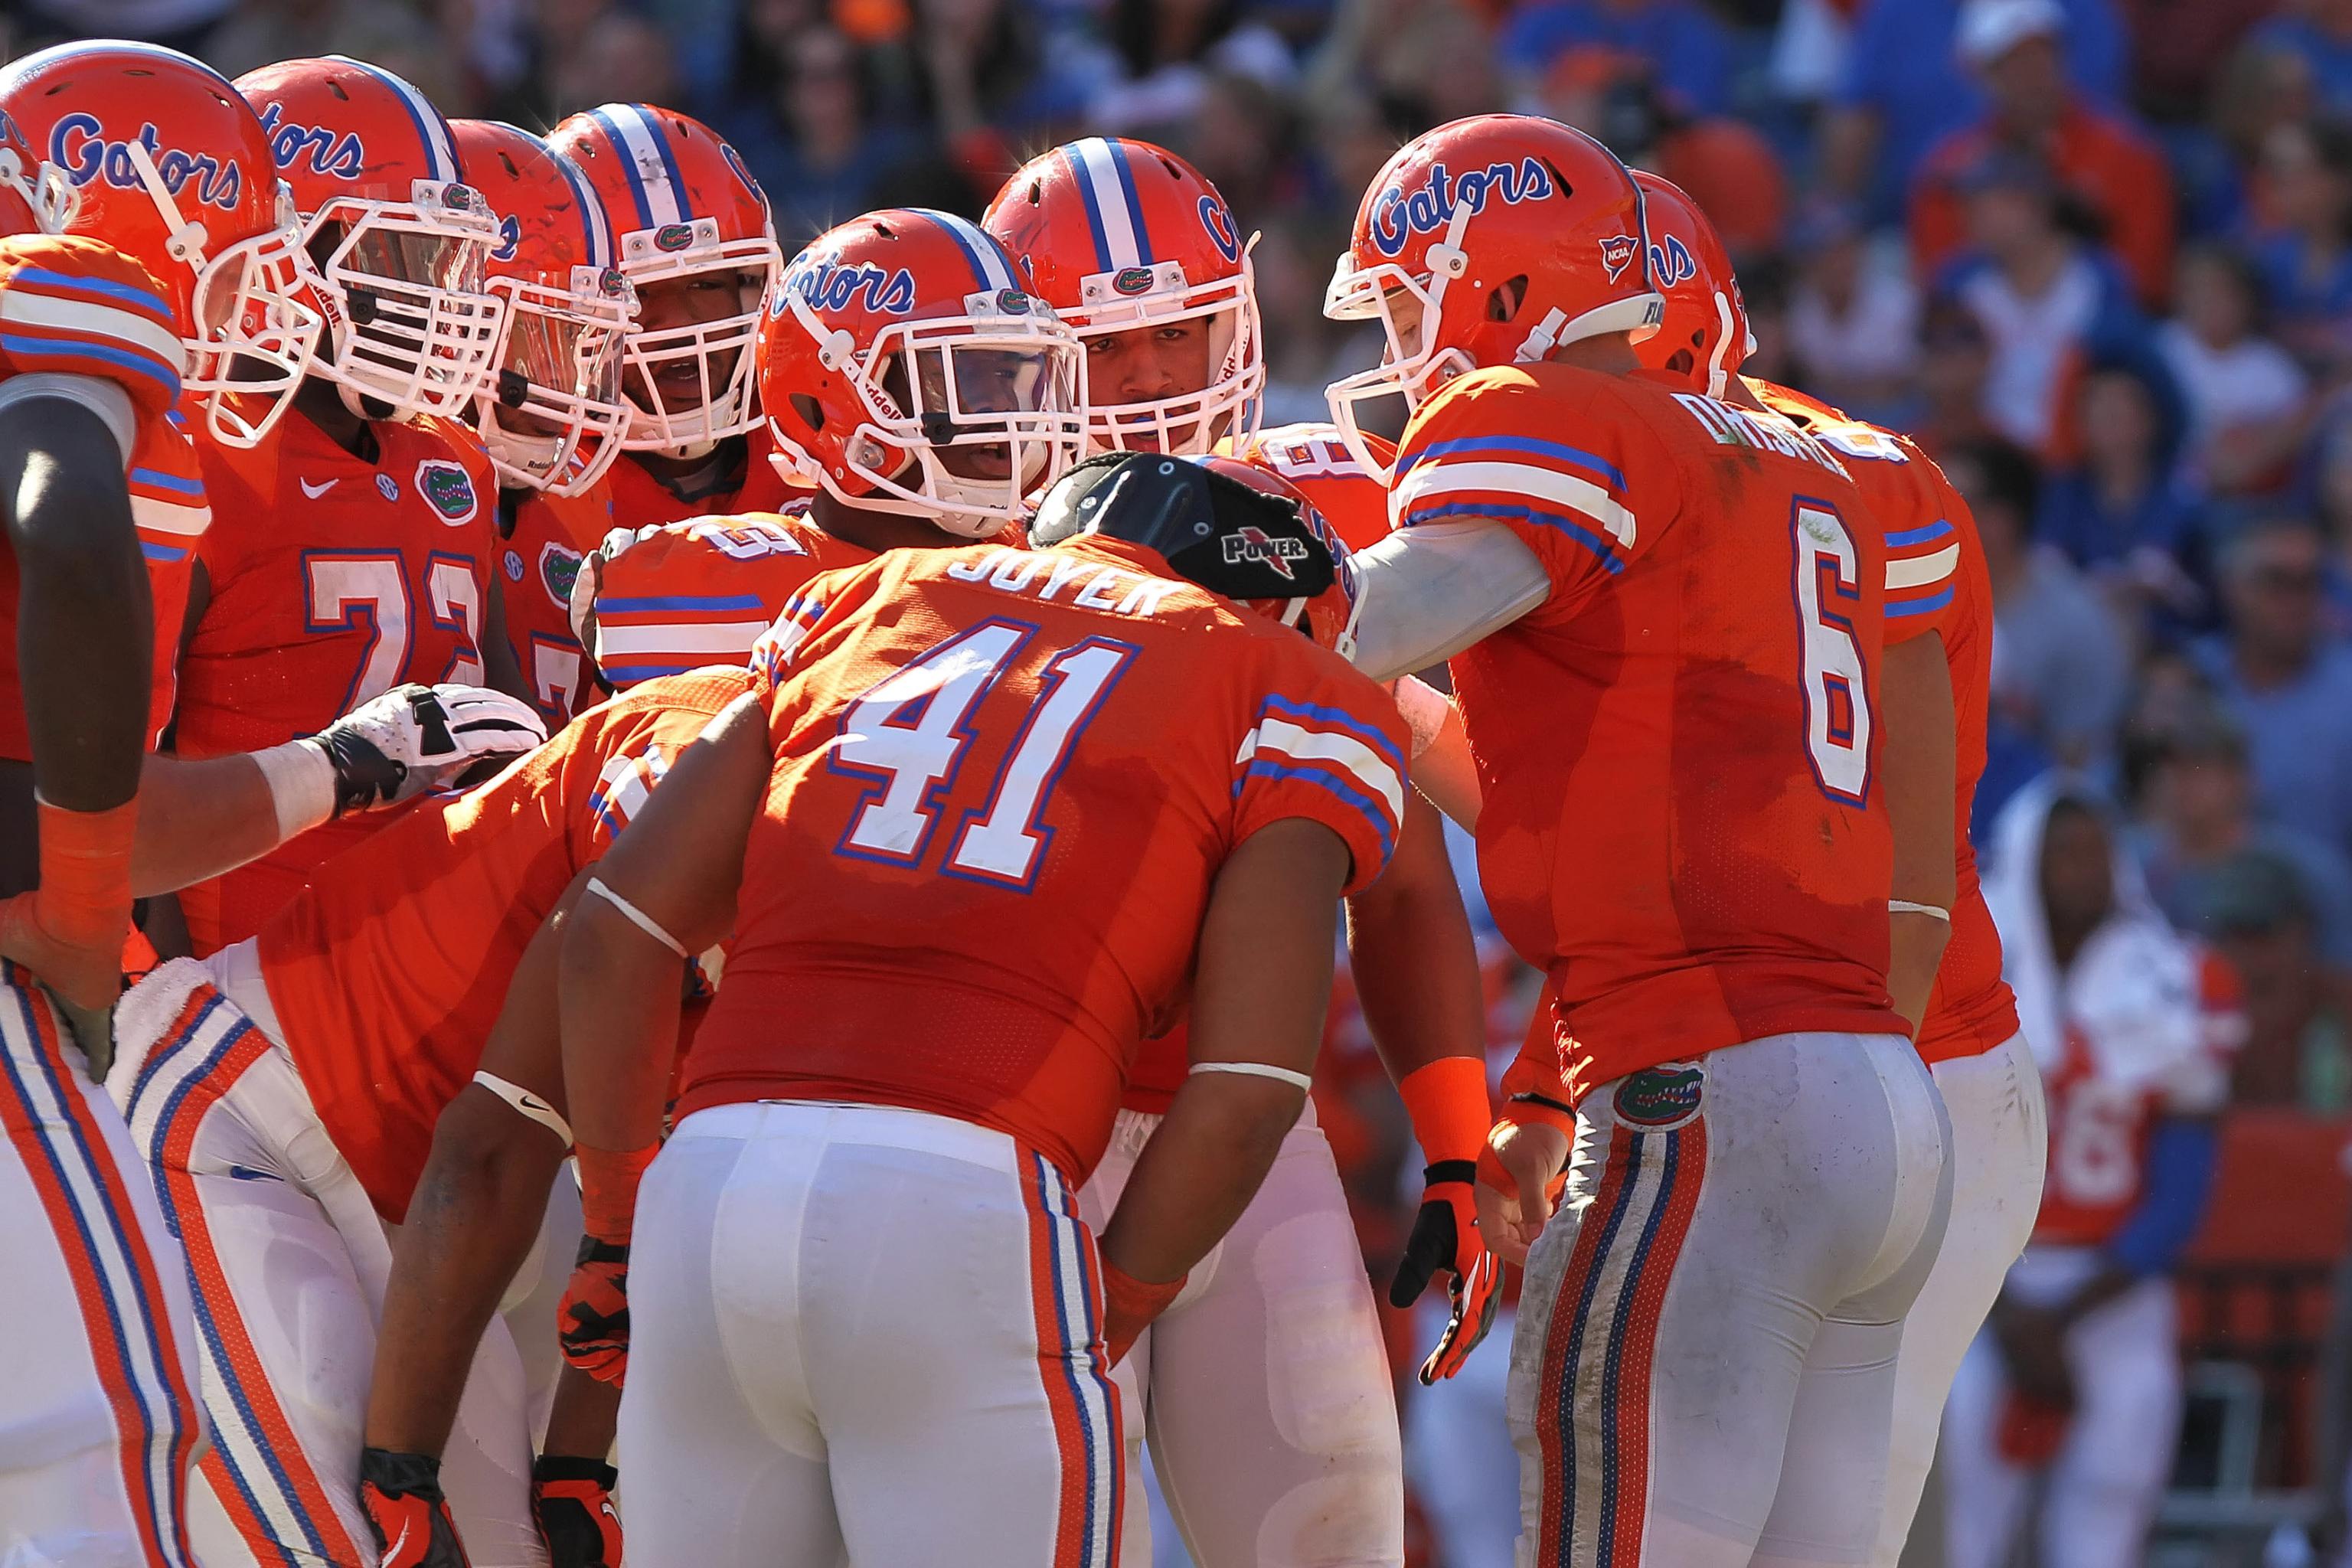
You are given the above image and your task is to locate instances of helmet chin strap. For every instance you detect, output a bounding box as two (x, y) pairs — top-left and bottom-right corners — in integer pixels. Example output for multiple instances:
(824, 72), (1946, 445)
(122, 138), (210, 267)
(1706, 290), (1738, 400)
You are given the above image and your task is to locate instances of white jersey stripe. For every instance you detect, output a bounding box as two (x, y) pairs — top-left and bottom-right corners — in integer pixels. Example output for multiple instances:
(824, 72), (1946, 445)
(1395, 457), (1638, 548)
(1884, 544), (1960, 591)
(0, 291), (188, 370)
(1250, 715), (1405, 821)
(595, 620), (771, 656)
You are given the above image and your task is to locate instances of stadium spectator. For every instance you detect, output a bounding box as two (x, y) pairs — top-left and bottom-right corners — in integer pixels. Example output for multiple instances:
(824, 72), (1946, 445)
(2248, 118), (2352, 374)
(1493, 0), (1733, 117)
(2197, 517), (2352, 861)
(1911, 296), (2002, 454)
(717, 24), (936, 245)
(2159, 243), (2311, 499)
(2250, 0), (2352, 116)
(1907, 0), (2173, 305)
(1934, 151), (2138, 452)
(1784, 199), (1922, 423)
(1950, 438), (2136, 766)
(2203, 849), (2351, 1106)
(1088, 0), (1294, 136)
(544, 8), (681, 118)
(2036, 348), (2204, 617)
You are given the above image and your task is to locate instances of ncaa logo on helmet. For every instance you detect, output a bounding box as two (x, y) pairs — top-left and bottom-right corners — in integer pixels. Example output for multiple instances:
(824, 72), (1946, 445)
(1648, 234), (1696, 289)
(789, 259), (916, 315)
(1369, 157), (1553, 260)
(1197, 196), (1240, 264)
(48, 116), (244, 211)
(252, 101), (365, 181)
(1597, 234), (1640, 283)
(1223, 525), (1309, 580)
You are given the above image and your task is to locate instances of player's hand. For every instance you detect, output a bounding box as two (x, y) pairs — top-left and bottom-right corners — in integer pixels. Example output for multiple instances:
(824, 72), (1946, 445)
(0, 893), (123, 1077)
(312, 684), (547, 816)
(559, 1236), (632, 1386)
(1390, 1159), (1503, 1380)
(1476, 1119), (1570, 1268)
(360, 1447), (471, 1568)
(532, 1455), (622, 1568)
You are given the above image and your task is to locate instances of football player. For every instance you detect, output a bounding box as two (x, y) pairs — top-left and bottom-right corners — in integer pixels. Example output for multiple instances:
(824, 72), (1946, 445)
(0, 51), (541, 1567)
(1942, 781), (2235, 1568)
(548, 449), (1407, 1567)
(453, 118), (638, 727)
(1325, 115), (1952, 1564)
(987, 138), (1499, 1568)
(156, 56), (525, 957)
(569, 205), (1074, 690)
(547, 104), (795, 528)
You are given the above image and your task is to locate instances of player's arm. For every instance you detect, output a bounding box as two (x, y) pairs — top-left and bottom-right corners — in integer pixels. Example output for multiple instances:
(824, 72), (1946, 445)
(362, 872), (622, 1567)
(1096, 817), (1350, 1362)
(1882, 630), (1957, 1034)
(1349, 521), (1552, 681)
(554, 692), (770, 1385)
(1348, 791), (1500, 1379)
(130, 684), (547, 894)
(1393, 675), (1480, 828)
(0, 383), (151, 1014)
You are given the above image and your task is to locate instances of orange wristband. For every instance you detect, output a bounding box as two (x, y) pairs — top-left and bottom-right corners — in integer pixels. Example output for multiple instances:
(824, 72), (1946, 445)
(1396, 1055), (1494, 1168)
(34, 797), (138, 952)
(574, 1141), (658, 1246)
(1099, 1258), (1187, 1366)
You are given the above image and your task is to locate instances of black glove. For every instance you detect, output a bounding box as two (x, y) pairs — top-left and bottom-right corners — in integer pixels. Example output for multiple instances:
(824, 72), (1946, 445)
(532, 1455), (622, 1568)
(359, 1447), (470, 1568)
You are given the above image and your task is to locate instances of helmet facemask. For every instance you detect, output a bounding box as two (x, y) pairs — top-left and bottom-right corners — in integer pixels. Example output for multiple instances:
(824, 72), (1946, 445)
(614, 220), (782, 459)
(481, 263), (636, 494)
(1066, 252), (1263, 458)
(302, 178), (508, 421)
(772, 287), (1084, 539)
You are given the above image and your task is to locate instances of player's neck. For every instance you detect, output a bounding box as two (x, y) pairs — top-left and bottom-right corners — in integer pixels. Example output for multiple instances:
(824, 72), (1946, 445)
(809, 493), (963, 554)
(1540, 333), (1639, 375)
(293, 380), (379, 462)
(630, 437), (745, 500)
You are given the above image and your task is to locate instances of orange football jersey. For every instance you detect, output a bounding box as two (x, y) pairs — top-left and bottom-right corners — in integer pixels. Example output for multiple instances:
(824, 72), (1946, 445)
(0, 234), (207, 760)
(603, 428), (800, 530)
(1396, 365), (1906, 1102)
(586, 507), (871, 688)
(683, 537), (1409, 1181)
(172, 410), (501, 953)
(1220, 422), (1394, 552)
(2035, 948), (2240, 1246)
(1752, 378), (2020, 1066)
(258, 668), (749, 1219)
(497, 482), (612, 726)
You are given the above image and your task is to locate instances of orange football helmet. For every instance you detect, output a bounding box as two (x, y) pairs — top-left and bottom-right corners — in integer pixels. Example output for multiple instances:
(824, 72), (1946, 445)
(236, 55), (508, 422)
(758, 207), (1082, 537)
(1630, 171), (1751, 400)
(547, 105), (781, 458)
(985, 137), (1260, 457)
(0, 41), (323, 446)
(0, 109), (71, 237)
(1324, 113), (1662, 481)
(452, 119), (637, 495)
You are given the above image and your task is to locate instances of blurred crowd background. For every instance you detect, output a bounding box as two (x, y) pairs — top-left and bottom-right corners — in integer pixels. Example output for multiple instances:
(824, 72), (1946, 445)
(17, 0), (2352, 1557)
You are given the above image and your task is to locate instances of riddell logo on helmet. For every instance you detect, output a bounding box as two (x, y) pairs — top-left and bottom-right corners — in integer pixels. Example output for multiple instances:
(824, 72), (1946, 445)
(48, 116), (244, 211)
(251, 102), (365, 181)
(1368, 157), (1553, 259)
(1597, 234), (1639, 283)
(1223, 526), (1308, 580)
(788, 260), (916, 315)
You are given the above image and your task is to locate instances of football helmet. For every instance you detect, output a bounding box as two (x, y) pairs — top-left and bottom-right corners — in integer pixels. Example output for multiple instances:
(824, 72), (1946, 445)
(759, 207), (1082, 538)
(0, 41), (324, 447)
(0, 109), (73, 237)
(1630, 171), (1751, 400)
(236, 55), (508, 421)
(1029, 451), (1362, 658)
(1323, 113), (1661, 482)
(984, 137), (1261, 457)
(547, 105), (782, 459)
(452, 119), (637, 495)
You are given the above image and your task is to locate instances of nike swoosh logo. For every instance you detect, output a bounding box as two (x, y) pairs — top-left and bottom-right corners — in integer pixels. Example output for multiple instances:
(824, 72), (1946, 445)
(225, 1164), (283, 1183)
(299, 479), (337, 499)
(387, 1521), (412, 1563)
(518, 1093), (554, 1114)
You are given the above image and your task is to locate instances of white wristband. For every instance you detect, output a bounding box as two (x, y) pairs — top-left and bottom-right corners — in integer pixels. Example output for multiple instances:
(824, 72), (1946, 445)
(249, 739), (335, 841)
(1187, 1060), (1315, 1091)
(1890, 900), (1951, 923)
(584, 876), (690, 958)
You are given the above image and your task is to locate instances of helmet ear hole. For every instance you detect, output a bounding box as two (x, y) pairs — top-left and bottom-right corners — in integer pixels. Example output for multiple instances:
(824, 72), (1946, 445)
(1664, 348), (1694, 375)
(1488, 275), (1529, 323)
(791, 393), (824, 432)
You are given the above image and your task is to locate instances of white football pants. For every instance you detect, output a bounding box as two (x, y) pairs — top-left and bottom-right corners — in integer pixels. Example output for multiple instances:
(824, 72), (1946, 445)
(1079, 1102), (1403, 1568)
(618, 1099), (1124, 1568)
(1508, 1030), (1952, 1568)
(111, 952), (547, 1568)
(1871, 1032), (2046, 1565)
(0, 960), (204, 1568)
(1940, 1250), (2180, 1568)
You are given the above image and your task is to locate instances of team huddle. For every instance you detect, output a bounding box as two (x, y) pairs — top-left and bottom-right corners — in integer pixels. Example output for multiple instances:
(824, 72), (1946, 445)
(0, 33), (2038, 1568)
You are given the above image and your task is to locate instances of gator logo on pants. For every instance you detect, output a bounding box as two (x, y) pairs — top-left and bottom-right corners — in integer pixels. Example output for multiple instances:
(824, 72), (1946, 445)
(413, 459), (478, 525)
(1612, 1063), (1704, 1130)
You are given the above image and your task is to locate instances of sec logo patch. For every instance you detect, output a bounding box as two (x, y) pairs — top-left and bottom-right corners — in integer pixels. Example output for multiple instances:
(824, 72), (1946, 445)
(414, 459), (479, 526)
(504, 549), (524, 583)
(1612, 1062), (1704, 1130)
(374, 473), (400, 502)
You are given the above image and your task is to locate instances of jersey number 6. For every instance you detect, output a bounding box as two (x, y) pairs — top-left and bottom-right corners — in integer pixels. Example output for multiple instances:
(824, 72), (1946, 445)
(1790, 501), (1872, 805)
(831, 619), (1140, 890)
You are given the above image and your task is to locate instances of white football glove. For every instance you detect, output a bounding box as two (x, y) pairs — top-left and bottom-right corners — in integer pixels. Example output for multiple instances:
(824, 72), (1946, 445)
(310, 684), (548, 815)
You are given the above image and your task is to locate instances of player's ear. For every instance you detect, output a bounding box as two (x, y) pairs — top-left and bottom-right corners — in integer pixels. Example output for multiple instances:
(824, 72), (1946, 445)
(1486, 276), (1529, 324)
